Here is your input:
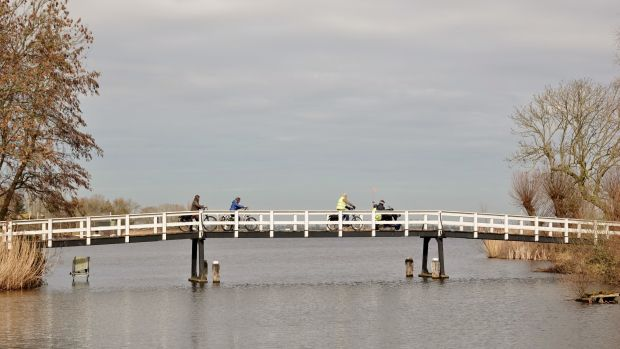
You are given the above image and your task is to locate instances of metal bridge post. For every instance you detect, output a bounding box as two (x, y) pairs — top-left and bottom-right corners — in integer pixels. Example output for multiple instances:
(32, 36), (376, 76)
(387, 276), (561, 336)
(191, 238), (197, 278)
(419, 237), (431, 277)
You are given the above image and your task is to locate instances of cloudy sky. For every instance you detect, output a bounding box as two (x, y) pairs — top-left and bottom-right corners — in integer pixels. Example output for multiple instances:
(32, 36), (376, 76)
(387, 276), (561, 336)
(69, 0), (620, 212)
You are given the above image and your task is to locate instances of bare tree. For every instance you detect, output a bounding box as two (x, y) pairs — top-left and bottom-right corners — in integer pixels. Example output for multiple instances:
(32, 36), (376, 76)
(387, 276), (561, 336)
(511, 79), (620, 214)
(0, 0), (101, 219)
(510, 171), (542, 216)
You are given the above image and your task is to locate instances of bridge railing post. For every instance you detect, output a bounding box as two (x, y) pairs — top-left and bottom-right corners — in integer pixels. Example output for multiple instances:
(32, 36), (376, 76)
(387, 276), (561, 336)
(594, 220), (598, 244)
(233, 210), (239, 238)
(124, 214), (130, 243)
(41, 222), (46, 242)
(371, 208), (376, 237)
(564, 218), (569, 243)
(304, 211), (309, 238)
(153, 216), (157, 235)
(162, 212), (167, 241)
(199, 209), (205, 239)
(338, 211), (343, 237)
(423, 214), (428, 231)
(86, 216), (92, 246)
(577, 222), (582, 239)
(116, 218), (122, 237)
(519, 219), (524, 235)
(534, 216), (539, 242)
(293, 214), (298, 232)
(404, 211), (409, 237)
(473, 212), (478, 239)
(504, 214), (509, 240)
(269, 211), (274, 238)
(7, 221), (12, 250)
(259, 214), (263, 232)
(459, 216), (464, 232)
(47, 218), (53, 248)
(437, 211), (442, 237)
(79, 220), (84, 239)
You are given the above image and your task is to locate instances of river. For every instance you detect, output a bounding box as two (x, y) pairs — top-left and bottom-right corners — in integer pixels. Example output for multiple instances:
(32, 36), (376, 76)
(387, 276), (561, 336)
(1, 238), (618, 348)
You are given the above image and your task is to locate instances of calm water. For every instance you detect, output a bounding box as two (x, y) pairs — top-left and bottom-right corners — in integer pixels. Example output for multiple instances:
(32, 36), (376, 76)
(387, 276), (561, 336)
(1, 238), (619, 348)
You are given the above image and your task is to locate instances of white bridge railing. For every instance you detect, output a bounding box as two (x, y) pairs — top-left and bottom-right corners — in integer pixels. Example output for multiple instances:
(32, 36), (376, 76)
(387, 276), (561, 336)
(1, 210), (619, 248)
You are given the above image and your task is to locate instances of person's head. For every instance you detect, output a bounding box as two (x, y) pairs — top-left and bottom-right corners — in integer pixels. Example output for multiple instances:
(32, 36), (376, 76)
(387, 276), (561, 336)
(380, 199), (385, 204)
(235, 197), (241, 203)
(342, 193), (347, 199)
(194, 194), (200, 201)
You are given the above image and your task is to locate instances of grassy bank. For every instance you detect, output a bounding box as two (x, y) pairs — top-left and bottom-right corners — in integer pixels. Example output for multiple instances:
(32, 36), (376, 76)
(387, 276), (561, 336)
(0, 238), (47, 291)
(482, 240), (555, 260)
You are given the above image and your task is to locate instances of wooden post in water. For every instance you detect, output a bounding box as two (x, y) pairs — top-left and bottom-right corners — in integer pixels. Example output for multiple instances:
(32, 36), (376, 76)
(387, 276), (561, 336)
(189, 238), (208, 284)
(431, 258), (440, 278)
(212, 261), (220, 283)
(405, 258), (414, 277)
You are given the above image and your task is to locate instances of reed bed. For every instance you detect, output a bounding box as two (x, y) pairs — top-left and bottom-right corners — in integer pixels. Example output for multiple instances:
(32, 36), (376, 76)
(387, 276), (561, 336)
(0, 238), (47, 291)
(482, 240), (553, 260)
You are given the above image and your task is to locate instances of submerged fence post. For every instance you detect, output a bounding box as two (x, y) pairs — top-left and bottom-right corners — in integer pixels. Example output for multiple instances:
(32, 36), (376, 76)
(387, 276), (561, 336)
(405, 258), (414, 278)
(212, 261), (220, 283)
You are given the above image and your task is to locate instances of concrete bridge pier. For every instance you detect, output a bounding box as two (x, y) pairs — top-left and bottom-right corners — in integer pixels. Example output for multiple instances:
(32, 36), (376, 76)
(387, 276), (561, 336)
(189, 238), (208, 284)
(419, 237), (449, 279)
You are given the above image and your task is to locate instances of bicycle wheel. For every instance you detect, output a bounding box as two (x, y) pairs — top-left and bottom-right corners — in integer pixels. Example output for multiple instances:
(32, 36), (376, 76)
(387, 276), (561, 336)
(351, 216), (363, 231)
(244, 216), (257, 231)
(178, 216), (191, 232)
(202, 215), (218, 232)
(220, 215), (233, 231)
(326, 216), (338, 232)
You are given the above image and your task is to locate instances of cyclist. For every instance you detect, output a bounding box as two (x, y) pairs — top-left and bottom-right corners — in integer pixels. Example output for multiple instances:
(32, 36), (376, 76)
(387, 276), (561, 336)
(336, 193), (355, 221)
(230, 197), (247, 211)
(188, 195), (207, 232)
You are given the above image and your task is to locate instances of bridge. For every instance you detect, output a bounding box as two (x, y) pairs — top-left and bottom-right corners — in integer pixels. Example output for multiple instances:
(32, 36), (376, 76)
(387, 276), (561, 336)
(2, 209), (618, 282)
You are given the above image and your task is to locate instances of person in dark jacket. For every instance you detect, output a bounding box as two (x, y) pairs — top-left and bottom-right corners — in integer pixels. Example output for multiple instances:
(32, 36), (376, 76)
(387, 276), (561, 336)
(189, 195), (206, 232)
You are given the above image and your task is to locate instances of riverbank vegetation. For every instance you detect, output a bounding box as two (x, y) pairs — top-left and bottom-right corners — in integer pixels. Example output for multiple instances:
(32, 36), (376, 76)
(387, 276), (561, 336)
(0, 238), (47, 291)
(502, 32), (620, 294)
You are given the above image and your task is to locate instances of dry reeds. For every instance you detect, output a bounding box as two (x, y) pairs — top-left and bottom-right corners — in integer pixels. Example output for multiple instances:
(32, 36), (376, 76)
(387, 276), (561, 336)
(0, 238), (47, 291)
(482, 240), (554, 260)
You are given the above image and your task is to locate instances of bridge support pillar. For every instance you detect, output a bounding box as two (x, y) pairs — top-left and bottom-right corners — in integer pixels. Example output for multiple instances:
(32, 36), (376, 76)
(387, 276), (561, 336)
(189, 238), (208, 284)
(419, 237), (449, 279)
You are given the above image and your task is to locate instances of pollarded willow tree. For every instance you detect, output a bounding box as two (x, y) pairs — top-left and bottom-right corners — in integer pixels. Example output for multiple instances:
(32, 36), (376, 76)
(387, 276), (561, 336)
(0, 0), (101, 220)
(510, 79), (620, 216)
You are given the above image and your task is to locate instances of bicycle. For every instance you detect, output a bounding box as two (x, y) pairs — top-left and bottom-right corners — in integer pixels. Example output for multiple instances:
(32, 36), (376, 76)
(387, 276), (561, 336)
(220, 207), (258, 232)
(179, 212), (218, 232)
(327, 206), (363, 231)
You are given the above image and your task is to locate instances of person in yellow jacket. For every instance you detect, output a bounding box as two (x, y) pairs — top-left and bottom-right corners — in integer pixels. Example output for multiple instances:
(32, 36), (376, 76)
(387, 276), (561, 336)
(336, 193), (355, 221)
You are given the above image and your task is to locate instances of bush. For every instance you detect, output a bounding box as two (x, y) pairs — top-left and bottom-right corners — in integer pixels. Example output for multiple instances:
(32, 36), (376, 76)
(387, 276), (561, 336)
(0, 238), (47, 291)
